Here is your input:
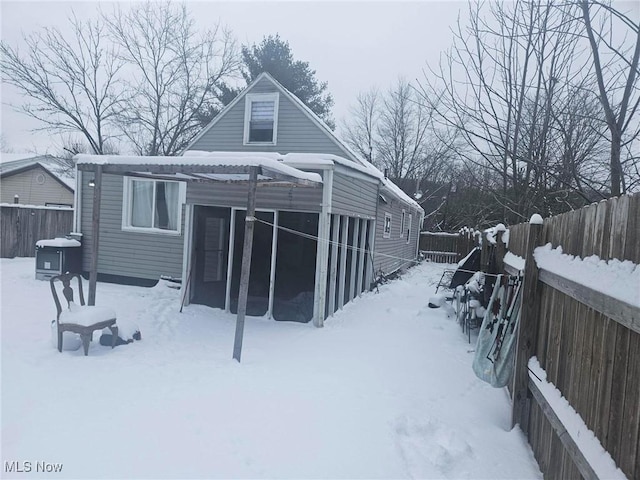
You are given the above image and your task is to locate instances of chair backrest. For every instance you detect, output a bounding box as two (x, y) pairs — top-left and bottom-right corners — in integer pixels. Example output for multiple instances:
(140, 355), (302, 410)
(50, 273), (86, 320)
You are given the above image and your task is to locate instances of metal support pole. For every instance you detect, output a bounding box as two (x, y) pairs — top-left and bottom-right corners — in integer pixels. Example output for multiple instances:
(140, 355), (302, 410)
(88, 165), (102, 306)
(233, 167), (259, 362)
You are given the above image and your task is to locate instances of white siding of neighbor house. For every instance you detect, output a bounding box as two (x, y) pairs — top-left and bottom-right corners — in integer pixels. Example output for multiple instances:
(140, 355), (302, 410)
(373, 188), (421, 276)
(189, 77), (353, 159)
(80, 173), (184, 280)
(1, 167), (74, 206)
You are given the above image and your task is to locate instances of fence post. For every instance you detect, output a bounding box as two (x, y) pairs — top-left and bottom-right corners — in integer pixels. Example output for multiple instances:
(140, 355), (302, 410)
(495, 230), (505, 272)
(511, 214), (544, 431)
(480, 231), (489, 272)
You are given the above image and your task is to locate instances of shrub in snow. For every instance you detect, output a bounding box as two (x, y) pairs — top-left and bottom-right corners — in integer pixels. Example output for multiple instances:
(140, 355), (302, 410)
(50, 320), (82, 351)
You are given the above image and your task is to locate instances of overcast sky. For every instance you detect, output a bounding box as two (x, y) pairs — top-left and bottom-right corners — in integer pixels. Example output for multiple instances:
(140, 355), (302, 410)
(2, 1), (638, 156)
(0, 0), (467, 155)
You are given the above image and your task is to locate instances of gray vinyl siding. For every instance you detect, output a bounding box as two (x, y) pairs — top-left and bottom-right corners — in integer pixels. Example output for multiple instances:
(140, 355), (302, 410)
(331, 171), (377, 218)
(190, 77), (351, 159)
(1, 167), (73, 206)
(80, 173), (184, 280)
(187, 181), (323, 212)
(372, 190), (421, 276)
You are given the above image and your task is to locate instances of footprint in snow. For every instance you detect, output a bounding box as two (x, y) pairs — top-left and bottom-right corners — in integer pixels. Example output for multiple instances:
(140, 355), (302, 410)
(395, 415), (473, 478)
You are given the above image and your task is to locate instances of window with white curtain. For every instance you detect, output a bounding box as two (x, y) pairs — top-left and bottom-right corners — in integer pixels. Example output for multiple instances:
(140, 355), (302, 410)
(123, 178), (184, 234)
(243, 93), (279, 144)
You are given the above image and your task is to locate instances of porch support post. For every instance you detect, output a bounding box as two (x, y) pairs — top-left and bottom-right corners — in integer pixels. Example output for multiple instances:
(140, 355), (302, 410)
(365, 219), (375, 291)
(88, 165), (102, 306)
(224, 208), (236, 312)
(348, 218), (360, 302)
(267, 211), (279, 319)
(337, 216), (349, 309)
(313, 169), (333, 327)
(232, 166), (259, 362)
(356, 218), (367, 296)
(180, 204), (194, 310)
(328, 214), (340, 316)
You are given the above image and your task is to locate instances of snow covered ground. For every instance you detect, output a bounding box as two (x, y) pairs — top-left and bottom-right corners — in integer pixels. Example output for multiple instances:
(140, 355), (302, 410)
(1, 258), (541, 479)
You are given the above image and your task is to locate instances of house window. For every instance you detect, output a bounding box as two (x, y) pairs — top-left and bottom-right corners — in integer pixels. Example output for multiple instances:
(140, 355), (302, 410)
(123, 178), (184, 234)
(406, 214), (412, 244)
(400, 210), (406, 237)
(244, 93), (279, 144)
(383, 213), (392, 238)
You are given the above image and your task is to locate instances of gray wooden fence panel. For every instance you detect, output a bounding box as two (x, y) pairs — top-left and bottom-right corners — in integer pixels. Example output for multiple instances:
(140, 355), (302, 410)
(1, 205), (73, 258)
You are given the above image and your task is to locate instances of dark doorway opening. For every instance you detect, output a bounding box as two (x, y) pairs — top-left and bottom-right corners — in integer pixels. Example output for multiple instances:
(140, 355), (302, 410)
(192, 206), (231, 308)
(343, 218), (356, 305)
(273, 212), (318, 322)
(230, 210), (274, 316)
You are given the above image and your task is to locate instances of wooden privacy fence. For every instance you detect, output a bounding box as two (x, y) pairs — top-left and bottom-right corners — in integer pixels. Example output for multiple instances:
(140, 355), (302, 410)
(502, 193), (640, 480)
(1, 204), (74, 258)
(419, 230), (476, 263)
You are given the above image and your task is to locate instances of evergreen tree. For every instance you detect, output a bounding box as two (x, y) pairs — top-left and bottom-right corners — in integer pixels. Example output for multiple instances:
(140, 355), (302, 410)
(200, 35), (335, 129)
(242, 35), (335, 128)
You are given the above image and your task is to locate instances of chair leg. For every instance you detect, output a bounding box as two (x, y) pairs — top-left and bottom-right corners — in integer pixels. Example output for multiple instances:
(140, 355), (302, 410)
(109, 325), (119, 349)
(81, 334), (90, 356)
(58, 329), (63, 353)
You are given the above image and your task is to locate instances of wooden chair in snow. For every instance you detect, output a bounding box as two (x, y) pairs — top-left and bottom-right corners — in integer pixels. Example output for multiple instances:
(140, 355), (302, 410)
(50, 273), (118, 356)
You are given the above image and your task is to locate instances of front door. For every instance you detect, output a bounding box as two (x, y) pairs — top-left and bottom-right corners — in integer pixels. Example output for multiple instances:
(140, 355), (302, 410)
(192, 206), (231, 308)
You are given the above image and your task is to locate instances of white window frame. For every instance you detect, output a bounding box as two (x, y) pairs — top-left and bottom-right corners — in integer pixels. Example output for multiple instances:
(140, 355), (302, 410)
(400, 209), (406, 237)
(122, 177), (186, 235)
(243, 93), (279, 145)
(406, 214), (412, 244)
(383, 213), (392, 239)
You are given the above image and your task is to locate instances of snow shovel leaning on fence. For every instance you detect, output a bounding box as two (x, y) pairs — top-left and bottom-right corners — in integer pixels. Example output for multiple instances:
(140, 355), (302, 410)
(472, 274), (523, 388)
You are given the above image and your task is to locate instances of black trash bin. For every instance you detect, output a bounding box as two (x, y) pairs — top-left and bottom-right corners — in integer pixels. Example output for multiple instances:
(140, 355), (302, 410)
(35, 236), (82, 280)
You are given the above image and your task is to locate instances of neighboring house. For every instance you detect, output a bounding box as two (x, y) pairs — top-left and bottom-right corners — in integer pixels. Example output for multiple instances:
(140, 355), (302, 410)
(0, 154), (75, 207)
(74, 73), (424, 326)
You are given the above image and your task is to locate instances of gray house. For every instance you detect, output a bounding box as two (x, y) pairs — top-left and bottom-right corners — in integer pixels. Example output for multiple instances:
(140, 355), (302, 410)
(0, 154), (74, 207)
(75, 73), (423, 326)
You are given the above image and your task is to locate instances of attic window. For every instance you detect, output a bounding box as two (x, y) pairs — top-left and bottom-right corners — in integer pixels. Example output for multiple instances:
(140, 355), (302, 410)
(244, 93), (279, 145)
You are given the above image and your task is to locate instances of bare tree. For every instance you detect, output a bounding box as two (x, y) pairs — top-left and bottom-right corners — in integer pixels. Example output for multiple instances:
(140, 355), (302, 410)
(0, 14), (124, 154)
(0, 134), (13, 153)
(416, 0), (603, 224)
(578, 0), (640, 196)
(104, 1), (241, 156)
(342, 79), (455, 191)
(342, 88), (379, 163)
(376, 79), (430, 179)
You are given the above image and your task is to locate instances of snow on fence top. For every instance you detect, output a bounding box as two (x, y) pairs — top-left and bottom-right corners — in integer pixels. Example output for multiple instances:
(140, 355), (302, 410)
(421, 231), (460, 237)
(484, 224), (510, 246)
(534, 243), (640, 307)
(0, 203), (73, 211)
(504, 251), (525, 272)
(528, 357), (627, 480)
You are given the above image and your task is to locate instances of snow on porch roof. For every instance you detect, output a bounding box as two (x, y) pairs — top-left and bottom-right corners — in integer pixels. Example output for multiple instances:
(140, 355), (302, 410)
(185, 151), (422, 210)
(74, 153), (323, 185)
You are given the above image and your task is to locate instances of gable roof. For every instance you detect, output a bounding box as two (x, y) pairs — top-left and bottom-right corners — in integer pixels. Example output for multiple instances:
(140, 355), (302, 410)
(0, 154), (75, 191)
(183, 72), (422, 211)
(184, 72), (364, 165)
